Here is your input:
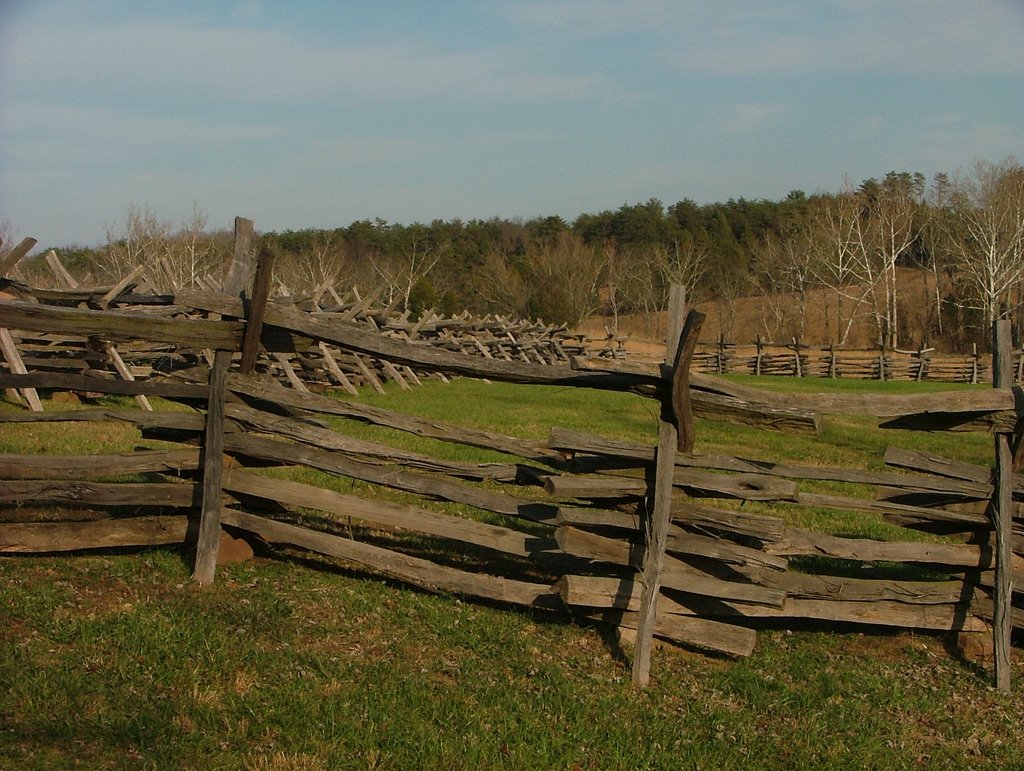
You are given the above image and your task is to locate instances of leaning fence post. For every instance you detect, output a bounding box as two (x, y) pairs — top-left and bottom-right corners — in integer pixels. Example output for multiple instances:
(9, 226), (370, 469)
(632, 286), (704, 686)
(991, 320), (1014, 692)
(239, 247), (276, 375)
(193, 216), (258, 585)
(0, 237), (36, 278)
(0, 238), (43, 411)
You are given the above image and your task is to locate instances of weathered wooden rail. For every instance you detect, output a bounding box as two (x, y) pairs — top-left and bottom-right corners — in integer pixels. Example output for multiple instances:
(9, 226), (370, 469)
(2, 220), (1022, 691)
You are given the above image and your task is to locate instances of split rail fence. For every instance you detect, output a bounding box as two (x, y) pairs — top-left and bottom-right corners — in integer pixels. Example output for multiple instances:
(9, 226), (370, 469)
(1, 219), (1022, 689)
(0, 244), (592, 405)
(693, 336), (1003, 383)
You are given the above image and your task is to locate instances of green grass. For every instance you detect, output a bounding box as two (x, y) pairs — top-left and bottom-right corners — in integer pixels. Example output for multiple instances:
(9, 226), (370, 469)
(2, 377), (1023, 769)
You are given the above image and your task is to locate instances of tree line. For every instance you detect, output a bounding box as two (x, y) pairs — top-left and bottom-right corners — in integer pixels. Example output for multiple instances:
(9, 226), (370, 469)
(6, 156), (1022, 352)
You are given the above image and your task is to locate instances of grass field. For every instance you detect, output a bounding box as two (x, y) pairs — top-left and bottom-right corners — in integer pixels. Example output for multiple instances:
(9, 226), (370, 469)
(2, 377), (1022, 769)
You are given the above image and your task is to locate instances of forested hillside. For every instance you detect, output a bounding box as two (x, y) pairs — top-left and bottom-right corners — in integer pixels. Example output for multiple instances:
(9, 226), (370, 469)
(7, 157), (1022, 352)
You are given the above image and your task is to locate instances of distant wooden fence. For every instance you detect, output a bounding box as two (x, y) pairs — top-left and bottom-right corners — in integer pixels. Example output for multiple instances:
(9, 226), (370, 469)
(1, 219), (1021, 690)
(694, 335), (1001, 383)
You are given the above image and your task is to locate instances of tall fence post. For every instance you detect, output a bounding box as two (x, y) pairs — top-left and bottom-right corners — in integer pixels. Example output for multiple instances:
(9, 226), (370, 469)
(632, 286), (704, 686)
(193, 217), (258, 585)
(992, 320), (1014, 691)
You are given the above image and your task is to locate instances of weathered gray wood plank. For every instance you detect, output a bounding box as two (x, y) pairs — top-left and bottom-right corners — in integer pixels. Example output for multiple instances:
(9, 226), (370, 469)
(222, 432), (559, 525)
(0, 238), (37, 277)
(550, 427), (993, 496)
(0, 515), (190, 552)
(0, 449), (200, 479)
(558, 575), (989, 632)
(544, 469), (798, 501)
(992, 319), (1014, 691)
(555, 526), (786, 608)
(222, 509), (562, 609)
(226, 373), (557, 462)
(0, 408), (206, 431)
(223, 402), (524, 482)
(769, 526), (1024, 571)
(0, 480), (200, 507)
(222, 469), (559, 561)
(0, 327), (42, 411)
(0, 300), (242, 350)
(581, 606), (757, 657)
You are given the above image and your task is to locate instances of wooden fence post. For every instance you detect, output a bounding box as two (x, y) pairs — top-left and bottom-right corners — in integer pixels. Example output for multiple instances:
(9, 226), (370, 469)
(239, 247), (276, 375)
(0, 328), (43, 411)
(754, 335), (763, 376)
(45, 250), (78, 289)
(991, 320), (1014, 692)
(791, 337), (803, 378)
(914, 342), (927, 381)
(0, 237), (37, 278)
(632, 286), (705, 686)
(193, 217), (257, 586)
(1, 237), (43, 411)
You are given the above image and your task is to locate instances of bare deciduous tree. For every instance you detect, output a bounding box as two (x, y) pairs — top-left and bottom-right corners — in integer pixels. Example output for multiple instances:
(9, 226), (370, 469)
(369, 225), (444, 312)
(99, 204), (225, 292)
(755, 228), (816, 341)
(163, 205), (220, 291)
(526, 231), (607, 326)
(100, 205), (170, 282)
(276, 230), (352, 298)
(941, 158), (1024, 335)
(808, 191), (874, 345)
(857, 173), (924, 349)
(605, 241), (706, 338)
(476, 250), (529, 317)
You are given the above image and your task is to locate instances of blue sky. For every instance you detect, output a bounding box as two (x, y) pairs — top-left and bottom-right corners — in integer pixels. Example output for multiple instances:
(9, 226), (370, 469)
(1, 0), (1022, 248)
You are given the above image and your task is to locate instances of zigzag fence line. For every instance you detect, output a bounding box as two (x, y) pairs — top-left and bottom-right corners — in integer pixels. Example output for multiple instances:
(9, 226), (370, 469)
(1, 219), (1021, 690)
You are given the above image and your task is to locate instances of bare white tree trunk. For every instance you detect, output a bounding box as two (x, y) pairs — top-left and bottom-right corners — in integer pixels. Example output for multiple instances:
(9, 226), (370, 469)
(942, 159), (1024, 336)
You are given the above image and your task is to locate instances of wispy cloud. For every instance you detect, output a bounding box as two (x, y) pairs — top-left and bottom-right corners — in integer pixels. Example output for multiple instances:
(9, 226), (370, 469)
(498, 0), (1024, 76)
(2, 102), (286, 171)
(722, 102), (791, 134)
(4, 9), (604, 109)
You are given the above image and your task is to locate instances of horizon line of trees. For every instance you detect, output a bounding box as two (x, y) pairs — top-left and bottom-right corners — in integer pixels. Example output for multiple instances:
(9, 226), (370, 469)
(4, 156), (1022, 353)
